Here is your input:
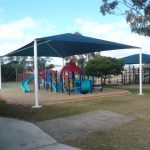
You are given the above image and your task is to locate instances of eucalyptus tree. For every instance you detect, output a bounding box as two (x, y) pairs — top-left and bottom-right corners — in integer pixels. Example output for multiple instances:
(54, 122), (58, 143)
(100, 0), (150, 36)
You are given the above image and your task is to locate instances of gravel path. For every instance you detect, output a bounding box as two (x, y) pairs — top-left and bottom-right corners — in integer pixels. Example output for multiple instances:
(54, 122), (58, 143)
(35, 110), (135, 142)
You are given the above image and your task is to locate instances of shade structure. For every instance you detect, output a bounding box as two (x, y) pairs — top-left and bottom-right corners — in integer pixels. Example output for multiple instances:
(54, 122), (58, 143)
(120, 52), (144, 96)
(2, 33), (141, 108)
(5, 33), (139, 57)
(121, 53), (150, 64)
(61, 61), (81, 72)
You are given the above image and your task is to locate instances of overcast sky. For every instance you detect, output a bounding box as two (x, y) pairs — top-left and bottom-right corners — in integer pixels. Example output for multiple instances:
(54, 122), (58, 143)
(0, 0), (149, 65)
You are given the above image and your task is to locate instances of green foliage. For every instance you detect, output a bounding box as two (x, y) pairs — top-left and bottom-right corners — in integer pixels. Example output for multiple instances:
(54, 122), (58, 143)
(64, 53), (99, 68)
(7, 56), (28, 66)
(5, 56), (27, 73)
(28, 57), (52, 69)
(38, 57), (47, 69)
(1, 56), (52, 81)
(85, 55), (124, 83)
(2, 62), (16, 81)
(1, 57), (28, 81)
(77, 55), (87, 67)
(47, 64), (54, 69)
(64, 55), (77, 63)
(100, 0), (150, 36)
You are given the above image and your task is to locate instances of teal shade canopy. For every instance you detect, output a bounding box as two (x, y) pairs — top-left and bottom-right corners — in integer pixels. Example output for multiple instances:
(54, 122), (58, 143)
(121, 53), (150, 64)
(5, 33), (139, 57)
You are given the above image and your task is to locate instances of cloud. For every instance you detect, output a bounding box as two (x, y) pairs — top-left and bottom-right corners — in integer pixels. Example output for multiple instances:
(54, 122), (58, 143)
(71, 17), (150, 58)
(0, 16), (57, 55)
(73, 18), (128, 39)
(1, 16), (149, 63)
(74, 18), (114, 36)
(0, 17), (37, 41)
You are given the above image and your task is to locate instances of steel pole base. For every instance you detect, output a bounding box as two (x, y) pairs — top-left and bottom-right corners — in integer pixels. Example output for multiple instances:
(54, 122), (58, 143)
(32, 105), (42, 108)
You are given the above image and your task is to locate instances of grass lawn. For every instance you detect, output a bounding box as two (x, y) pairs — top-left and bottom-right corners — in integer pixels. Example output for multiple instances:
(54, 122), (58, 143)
(0, 85), (150, 149)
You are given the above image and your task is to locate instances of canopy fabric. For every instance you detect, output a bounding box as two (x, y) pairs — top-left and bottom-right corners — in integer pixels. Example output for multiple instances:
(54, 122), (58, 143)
(5, 33), (139, 57)
(61, 61), (81, 72)
(121, 53), (150, 64)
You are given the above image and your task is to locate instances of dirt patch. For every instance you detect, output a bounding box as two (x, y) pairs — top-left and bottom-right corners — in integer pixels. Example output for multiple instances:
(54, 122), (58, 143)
(0, 85), (129, 105)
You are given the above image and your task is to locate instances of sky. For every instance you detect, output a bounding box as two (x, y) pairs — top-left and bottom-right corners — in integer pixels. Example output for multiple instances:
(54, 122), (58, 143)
(0, 0), (149, 65)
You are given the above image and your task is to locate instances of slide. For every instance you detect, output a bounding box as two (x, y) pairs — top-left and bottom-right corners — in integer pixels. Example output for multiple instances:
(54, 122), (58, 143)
(21, 76), (34, 93)
(51, 81), (67, 93)
(81, 80), (92, 94)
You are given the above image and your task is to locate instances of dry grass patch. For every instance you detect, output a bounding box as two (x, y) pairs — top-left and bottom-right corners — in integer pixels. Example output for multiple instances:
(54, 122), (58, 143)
(65, 120), (150, 150)
(63, 93), (150, 150)
(99, 95), (150, 121)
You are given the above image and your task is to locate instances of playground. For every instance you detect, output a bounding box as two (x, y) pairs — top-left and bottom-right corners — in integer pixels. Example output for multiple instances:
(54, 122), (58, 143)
(0, 60), (130, 106)
(0, 82), (129, 105)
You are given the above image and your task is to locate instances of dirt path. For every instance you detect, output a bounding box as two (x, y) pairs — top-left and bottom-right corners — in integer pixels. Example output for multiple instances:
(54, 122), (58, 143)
(35, 110), (135, 142)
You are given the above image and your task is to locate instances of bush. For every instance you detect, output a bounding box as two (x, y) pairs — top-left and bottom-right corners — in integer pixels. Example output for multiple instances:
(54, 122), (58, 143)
(2, 63), (16, 81)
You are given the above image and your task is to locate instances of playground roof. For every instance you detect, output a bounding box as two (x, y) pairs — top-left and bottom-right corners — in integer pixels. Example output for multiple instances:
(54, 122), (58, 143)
(61, 61), (81, 72)
(121, 53), (150, 64)
(4, 33), (139, 57)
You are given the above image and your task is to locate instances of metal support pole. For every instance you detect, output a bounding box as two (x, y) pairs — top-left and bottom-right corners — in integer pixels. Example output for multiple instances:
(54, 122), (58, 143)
(68, 72), (70, 95)
(149, 68), (150, 83)
(62, 58), (64, 67)
(139, 48), (143, 95)
(50, 71), (52, 92)
(0, 57), (2, 90)
(46, 69), (48, 90)
(80, 72), (82, 94)
(32, 39), (42, 108)
(133, 66), (135, 83)
(92, 76), (94, 91)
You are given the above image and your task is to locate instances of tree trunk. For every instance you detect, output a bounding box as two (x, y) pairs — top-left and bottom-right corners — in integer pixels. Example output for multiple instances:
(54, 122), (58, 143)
(103, 76), (106, 85)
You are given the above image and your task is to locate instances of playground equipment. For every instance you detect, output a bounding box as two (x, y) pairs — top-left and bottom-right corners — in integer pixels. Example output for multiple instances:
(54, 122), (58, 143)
(81, 79), (92, 94)
(21, 76), (34, 93)
(20, 62), (92, 95)
(61, 61), (92, 95)
(21, 68), (44, 93)
(45, 69), (66, 93)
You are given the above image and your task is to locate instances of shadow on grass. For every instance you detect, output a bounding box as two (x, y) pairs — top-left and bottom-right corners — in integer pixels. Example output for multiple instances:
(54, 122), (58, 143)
(0, 99), (103, 122)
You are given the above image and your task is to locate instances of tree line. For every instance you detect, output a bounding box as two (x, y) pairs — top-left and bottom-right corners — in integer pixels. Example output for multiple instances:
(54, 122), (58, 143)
(1, 54), (124, 84)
